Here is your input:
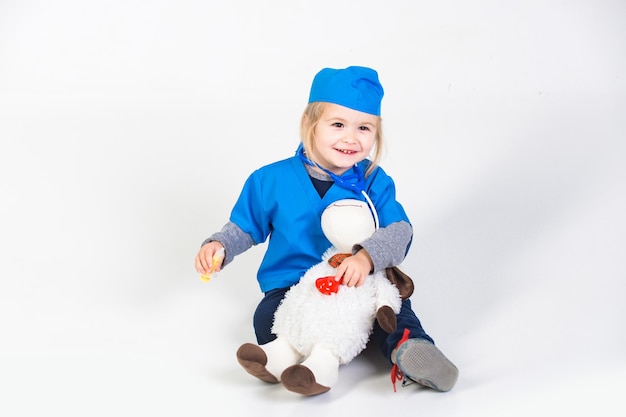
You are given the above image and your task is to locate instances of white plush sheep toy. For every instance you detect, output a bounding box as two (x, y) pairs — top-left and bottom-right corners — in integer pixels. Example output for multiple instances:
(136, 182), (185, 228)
(236, 199), (413, 396)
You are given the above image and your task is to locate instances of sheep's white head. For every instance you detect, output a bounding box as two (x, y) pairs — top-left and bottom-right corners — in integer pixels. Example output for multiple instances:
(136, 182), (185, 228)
(321, 199), (376, 253)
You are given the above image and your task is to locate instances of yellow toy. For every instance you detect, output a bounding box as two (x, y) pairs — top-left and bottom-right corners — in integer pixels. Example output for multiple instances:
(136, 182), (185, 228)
(200, 247), (225, 282)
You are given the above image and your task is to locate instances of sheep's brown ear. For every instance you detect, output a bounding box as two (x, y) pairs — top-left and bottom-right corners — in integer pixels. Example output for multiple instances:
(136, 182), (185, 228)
(385, 267), (414, 300)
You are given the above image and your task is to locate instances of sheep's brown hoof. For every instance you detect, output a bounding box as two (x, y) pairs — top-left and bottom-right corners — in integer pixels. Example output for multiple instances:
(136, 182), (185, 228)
(281, 364), (330, 396)
(236, 343), (279, 383)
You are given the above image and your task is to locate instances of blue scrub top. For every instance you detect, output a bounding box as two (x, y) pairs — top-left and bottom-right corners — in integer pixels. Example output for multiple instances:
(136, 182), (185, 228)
(230, 155), (410, 293)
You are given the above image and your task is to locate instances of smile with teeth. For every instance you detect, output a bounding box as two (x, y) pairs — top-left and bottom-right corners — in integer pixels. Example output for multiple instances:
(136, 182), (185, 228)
(336, 148), (357, 154)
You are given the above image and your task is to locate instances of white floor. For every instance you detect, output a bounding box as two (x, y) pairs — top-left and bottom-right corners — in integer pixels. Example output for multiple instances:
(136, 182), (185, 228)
(1, 182), (624, 417)
(1, 1), (625, 416)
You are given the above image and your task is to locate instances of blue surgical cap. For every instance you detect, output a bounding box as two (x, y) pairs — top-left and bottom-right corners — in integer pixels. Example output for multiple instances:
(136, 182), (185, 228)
(308, 66), (384, 116)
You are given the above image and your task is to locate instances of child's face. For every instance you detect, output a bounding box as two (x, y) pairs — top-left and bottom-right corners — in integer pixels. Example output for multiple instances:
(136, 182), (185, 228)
(309, 103), (378, 176)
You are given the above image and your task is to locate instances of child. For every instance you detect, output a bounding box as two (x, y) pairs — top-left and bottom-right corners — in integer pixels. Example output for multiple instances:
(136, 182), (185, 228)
(195, 66), (458, 394)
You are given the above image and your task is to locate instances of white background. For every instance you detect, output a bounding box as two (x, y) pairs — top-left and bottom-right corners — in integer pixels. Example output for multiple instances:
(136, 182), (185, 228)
(1, 1), (624, 415)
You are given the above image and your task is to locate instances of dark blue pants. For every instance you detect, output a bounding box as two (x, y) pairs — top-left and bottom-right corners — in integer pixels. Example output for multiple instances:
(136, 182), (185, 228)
(253, 287), (434, 364)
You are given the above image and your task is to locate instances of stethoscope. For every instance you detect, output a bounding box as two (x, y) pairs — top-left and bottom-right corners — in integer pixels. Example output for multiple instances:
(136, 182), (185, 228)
(296, 143), (380, 230)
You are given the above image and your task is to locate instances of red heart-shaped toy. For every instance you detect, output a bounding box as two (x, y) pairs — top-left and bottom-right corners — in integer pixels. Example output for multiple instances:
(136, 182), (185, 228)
(316, 276), (341, 295)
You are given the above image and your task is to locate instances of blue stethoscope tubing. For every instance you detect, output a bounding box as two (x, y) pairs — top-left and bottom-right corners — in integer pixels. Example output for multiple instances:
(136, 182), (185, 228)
(296, 143), (380, 230)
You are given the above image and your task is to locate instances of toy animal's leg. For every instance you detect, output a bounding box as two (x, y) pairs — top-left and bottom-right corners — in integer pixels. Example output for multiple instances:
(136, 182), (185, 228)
(236, 337), (300, 383)
(281, 345), (339, 396)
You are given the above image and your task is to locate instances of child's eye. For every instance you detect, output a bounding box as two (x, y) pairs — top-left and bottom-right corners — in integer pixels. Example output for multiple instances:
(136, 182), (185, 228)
(332, 122), (344, 128)
(359, 126), (370, 131)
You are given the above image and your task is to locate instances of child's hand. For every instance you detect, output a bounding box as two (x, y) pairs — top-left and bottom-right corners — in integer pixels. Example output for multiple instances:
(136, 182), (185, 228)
(195, 241), (225, 276)
(334, 249), (374, 287)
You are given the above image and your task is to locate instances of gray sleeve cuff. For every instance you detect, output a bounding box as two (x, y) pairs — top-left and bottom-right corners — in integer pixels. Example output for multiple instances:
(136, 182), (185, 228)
(201, 221), (255, 267)
(354, 221), (413, 273)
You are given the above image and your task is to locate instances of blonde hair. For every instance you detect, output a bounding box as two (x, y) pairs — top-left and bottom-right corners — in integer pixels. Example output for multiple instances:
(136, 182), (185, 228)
(299, 102), (384, 176)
